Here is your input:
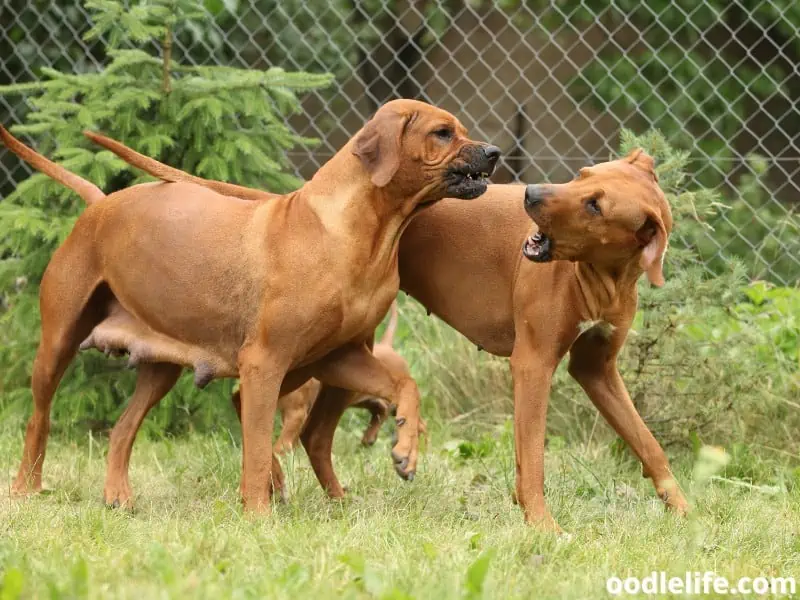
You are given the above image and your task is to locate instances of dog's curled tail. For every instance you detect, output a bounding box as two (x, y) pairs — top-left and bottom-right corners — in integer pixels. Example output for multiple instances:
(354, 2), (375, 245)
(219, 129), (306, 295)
(380, 301), (399, 347)
(0, 125), (105, 204)
(83, 131), (276, 202)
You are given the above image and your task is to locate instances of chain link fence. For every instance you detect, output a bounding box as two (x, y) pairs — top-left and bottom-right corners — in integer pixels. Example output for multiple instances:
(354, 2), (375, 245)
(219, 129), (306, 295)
(1, 0), (799, 283)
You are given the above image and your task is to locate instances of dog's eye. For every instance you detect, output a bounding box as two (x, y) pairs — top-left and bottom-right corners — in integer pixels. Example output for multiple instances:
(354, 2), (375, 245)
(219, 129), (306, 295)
(432, 128), (453, 141)
(586, 197), (602, 215)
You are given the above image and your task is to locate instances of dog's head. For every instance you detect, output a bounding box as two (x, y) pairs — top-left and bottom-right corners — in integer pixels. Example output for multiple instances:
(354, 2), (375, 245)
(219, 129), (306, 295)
(522, 149), (673, 286)
(351, 99), (500, 206)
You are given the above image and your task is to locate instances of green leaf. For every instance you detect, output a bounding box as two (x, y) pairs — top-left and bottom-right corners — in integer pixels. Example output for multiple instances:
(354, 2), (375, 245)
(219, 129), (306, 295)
(0, 568), (25, 600)
(463, 550), (495, 600)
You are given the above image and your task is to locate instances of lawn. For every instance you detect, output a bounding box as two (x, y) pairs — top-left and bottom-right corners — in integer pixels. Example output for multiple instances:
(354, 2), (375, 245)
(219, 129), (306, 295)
(2, 412), (799, 599)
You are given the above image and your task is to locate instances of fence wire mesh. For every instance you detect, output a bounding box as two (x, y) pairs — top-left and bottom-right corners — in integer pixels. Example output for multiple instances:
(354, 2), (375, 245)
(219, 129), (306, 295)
(1, 0), (798, 283)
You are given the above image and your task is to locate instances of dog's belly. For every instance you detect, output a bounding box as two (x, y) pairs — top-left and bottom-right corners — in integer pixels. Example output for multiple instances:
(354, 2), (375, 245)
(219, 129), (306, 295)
(94, 183), (263, 360)
(81, 302), (239, 382)
(399, 187), (531, 357)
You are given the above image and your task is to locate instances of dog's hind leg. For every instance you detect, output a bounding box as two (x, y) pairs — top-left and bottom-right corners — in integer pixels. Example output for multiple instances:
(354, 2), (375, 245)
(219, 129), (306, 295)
(12, 241), (107, 495)
(104, 362), (182, 508)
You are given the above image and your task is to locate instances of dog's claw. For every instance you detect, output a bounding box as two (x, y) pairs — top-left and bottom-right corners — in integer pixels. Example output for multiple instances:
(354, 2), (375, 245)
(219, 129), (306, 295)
(110, 498), (120, 509)
(396, 466), (416, 481)
(396, 417), (406, 427)
(392, 450), (415, 480)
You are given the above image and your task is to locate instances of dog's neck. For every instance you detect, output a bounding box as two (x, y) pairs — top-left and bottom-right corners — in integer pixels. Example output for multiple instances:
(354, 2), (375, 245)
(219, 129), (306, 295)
(300, 150), (418, 263)
(573, 259), (643, 322)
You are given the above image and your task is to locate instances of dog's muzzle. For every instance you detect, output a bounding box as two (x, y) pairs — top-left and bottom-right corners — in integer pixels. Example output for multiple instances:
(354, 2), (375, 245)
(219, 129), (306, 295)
(445, 144), (501, 200)
(522, 184), (554, 262)
(524, 184), (551, 217)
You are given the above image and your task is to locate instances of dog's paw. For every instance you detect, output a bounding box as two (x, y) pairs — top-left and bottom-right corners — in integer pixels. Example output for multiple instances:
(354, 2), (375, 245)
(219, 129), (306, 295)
(391, 445), (417, 481)
(104, 496), (135, 512)
(10, 483), (43, 498)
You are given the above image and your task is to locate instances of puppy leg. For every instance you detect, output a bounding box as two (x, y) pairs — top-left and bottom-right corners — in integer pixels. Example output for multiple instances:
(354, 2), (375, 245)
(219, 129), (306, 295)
(104, 363), (181, 508)
(312, 343), (420, 481)
(568, 330), (688, 515)
(355, 397), (390, 447)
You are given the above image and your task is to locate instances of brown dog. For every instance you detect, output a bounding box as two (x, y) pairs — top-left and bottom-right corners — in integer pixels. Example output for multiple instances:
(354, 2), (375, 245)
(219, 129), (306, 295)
(83, 138), (687, 532)
(1, 99), (500, 512)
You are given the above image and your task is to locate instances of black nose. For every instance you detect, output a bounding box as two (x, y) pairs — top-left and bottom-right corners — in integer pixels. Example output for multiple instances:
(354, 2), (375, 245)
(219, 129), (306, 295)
(483, 145), (501, 172)
(524, 184), (546, 210)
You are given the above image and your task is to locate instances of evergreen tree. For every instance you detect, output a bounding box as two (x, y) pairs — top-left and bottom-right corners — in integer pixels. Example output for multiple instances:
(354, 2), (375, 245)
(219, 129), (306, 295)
(0, 0), (332, 432)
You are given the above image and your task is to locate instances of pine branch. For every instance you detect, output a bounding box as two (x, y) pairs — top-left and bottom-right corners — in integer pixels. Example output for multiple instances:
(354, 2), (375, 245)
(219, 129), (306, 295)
(162, 24), (172, 94)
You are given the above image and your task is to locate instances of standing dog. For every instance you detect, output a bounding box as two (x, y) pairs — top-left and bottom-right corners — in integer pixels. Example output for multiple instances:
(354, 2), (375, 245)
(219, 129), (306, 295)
(0, 99), (500, 512)
(80, 136), (688, 532)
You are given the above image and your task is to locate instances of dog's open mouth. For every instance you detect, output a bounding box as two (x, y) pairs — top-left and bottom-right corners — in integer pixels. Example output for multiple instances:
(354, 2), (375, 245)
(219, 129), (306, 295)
(522, 231), (553, 262)
(446, 166), (490, 199)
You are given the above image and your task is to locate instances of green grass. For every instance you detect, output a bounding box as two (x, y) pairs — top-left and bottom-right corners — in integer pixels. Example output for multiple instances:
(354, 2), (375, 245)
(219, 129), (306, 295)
(3, 413), (800, 599)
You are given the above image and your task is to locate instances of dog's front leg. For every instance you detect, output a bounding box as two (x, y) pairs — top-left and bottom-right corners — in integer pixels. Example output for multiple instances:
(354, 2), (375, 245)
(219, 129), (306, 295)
(237, 344), (285, 514)
(568, 328), (689, 516)
(510, 341), (561, 532)
(311, 343), (421, 481)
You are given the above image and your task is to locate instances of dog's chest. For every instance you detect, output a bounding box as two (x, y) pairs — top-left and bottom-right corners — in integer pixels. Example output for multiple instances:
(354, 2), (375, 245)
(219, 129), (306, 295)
(336, 274), (398, 339)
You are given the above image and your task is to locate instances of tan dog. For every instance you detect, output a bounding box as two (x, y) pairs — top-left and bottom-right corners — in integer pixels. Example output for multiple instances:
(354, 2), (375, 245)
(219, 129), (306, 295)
(81, 138), (687, 532)
(0, 99), (500, 512)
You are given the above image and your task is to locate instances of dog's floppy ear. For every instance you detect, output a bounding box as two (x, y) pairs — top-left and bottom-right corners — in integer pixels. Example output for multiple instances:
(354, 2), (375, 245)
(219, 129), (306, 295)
(352, 110), (409, 187)
(625, 148), (658, 182)
(636, 208), (668, 287)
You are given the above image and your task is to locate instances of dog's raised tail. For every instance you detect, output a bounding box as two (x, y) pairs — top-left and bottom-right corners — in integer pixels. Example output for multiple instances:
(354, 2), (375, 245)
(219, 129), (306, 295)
(83, 130), (275, 202)
(0, 125), (105, 204)
(380, 301), (399, 346)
